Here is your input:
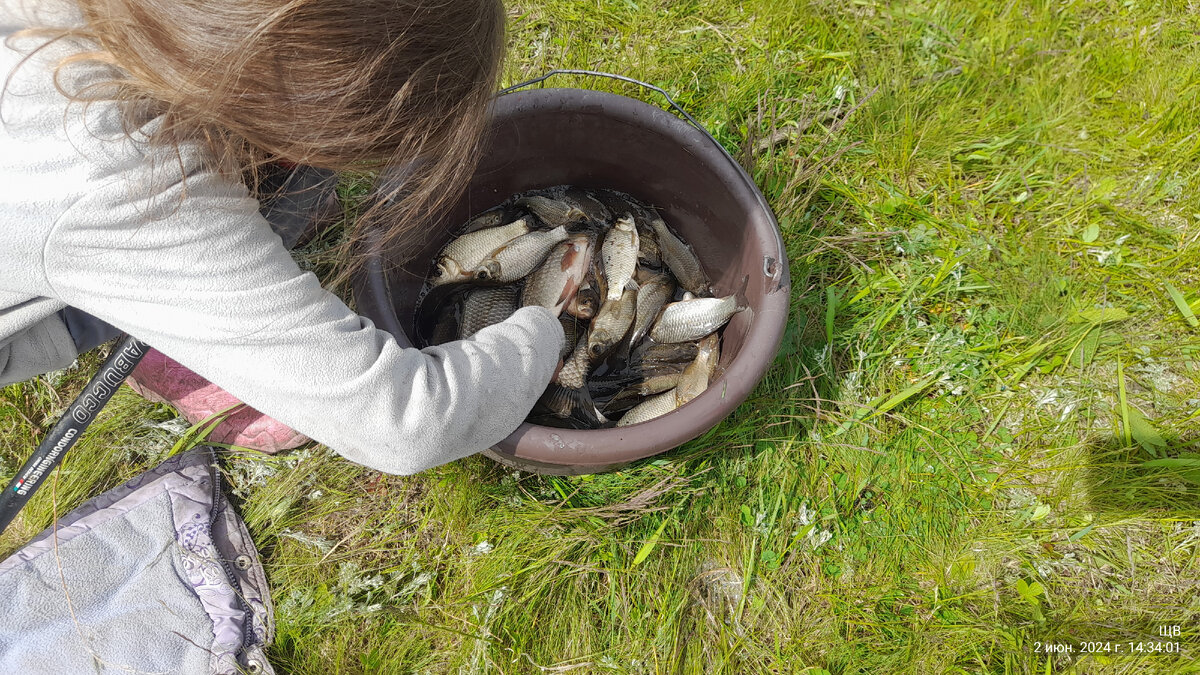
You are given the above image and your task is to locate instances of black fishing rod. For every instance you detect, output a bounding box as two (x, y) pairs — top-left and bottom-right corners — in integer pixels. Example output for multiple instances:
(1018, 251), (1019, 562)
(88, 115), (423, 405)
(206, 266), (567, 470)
(0, 335), (149, 535)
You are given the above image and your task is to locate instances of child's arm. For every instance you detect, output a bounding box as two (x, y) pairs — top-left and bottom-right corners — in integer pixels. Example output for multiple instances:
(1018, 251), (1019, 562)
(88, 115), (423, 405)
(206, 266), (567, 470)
(44, 166), (565, 475)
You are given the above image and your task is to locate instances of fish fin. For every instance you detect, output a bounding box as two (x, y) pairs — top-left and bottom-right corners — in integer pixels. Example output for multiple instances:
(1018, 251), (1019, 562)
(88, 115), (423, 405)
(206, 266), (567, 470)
(624, 278), (639, 293)
(553, 276), (582, 314)
(562, 206), (588, 224)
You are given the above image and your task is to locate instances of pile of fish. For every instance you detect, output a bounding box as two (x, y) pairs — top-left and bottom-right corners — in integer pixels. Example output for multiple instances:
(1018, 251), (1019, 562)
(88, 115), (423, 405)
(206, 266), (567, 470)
(416, 186), (746, 429)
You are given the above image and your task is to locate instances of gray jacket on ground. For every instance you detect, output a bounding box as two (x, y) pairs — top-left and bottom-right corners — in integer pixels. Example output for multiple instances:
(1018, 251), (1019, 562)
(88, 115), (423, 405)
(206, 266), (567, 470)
(0, 0), (564, 475)
(0, 448), (277, 674)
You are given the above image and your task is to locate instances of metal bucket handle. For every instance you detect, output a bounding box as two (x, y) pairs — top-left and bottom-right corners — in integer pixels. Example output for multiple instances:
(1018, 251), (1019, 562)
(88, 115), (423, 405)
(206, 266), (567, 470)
(498, 69), (785, 281)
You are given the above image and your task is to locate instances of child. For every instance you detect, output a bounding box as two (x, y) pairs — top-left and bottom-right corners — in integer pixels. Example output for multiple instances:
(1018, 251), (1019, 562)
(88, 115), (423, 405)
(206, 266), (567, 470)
(0, 0), (566, 474)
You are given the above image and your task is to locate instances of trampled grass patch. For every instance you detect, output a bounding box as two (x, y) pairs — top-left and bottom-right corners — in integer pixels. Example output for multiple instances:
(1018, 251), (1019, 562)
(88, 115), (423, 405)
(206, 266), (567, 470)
(3, 0), (1199, 672)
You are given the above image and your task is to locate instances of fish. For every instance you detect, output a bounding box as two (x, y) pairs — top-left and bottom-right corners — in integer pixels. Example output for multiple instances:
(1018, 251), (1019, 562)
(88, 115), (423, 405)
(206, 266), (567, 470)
(460, 286), (519, 339)
(649, 277), (748, 343)
(559, 315), (583, 359)
(565, 282), (599, 320)
(616, 389), (678, 427)
(471, 225), (571, 282)
(588, 279), (638, 359)
(586, 258), (607, 304)
(433, 218), (531, 286)
(600, 216), (639, 301)
(649, 216), (710, 295)
(556, 334), (593, 389)
(428, 303), (459, 346)
(630, 340), (700, 366)
(422, 186), (733, 432)
(590, 190), (649, 223)
(536, 384), (609, 427)
(562, 187), (614, 224)
(675, 333), (720, 405)
(587, 360), (686, 397)
(522, 234), (594, 316)
(637, 227), (662, 268)
(517, 195), (587, 227)
(628, 273), (674, 346)
(600, 372), (683, 417)
(464, 208), (506, 233)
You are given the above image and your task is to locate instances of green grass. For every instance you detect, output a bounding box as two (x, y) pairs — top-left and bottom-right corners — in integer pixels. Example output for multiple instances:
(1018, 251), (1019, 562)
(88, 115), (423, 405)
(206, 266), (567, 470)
(4, 0), (1200, 672)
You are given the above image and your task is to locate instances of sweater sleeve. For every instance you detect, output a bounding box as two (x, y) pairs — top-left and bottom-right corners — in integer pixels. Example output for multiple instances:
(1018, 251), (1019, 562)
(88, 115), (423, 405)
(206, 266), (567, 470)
(43, 170), (565, 475)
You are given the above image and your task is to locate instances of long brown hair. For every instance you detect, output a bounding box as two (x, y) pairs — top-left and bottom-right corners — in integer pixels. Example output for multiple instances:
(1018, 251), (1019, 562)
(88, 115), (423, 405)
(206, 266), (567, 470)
(9, 0), (504, 282)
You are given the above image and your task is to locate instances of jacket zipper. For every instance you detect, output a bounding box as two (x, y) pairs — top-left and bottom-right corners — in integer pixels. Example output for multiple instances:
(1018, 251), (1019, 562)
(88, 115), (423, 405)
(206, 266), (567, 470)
(206, 452), (255, 652)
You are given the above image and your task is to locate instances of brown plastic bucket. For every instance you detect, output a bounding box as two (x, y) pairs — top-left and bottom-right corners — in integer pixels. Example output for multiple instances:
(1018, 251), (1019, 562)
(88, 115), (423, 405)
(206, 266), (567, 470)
(353, 82), (790, 475)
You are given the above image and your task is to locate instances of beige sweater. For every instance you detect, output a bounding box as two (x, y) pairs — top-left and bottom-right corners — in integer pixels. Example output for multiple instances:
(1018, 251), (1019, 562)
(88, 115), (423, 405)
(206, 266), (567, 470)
(0, 0), (563, 474)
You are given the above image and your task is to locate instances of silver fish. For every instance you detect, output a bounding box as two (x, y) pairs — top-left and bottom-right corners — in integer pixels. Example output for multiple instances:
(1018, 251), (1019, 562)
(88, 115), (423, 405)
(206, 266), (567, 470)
(556, 334), (593, 389)
(649, 279), (747, 343)
(650, 216), (710, 295)
(434, 218), (531, 286)
(676, 333), (719, 405)
(472, 225), (571, 282)
(464, 208), (506, 233)
(518, 195), (587, 227)
(628, 273), (674, 345)
(588, 279), (638, 359)
(616, 389), (678, 427)
(522, 234), (594, 316)
(460, 286), (518, 339)
(600, 216), (639, 301)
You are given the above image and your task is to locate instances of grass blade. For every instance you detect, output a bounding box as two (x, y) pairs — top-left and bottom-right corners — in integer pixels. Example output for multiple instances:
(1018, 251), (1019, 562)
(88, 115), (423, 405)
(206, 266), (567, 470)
(865, 371), (942, 421)
(1117, 358), (1130, 447)
(1165, 282), (1198, 328)
(631, 514), (671, 567)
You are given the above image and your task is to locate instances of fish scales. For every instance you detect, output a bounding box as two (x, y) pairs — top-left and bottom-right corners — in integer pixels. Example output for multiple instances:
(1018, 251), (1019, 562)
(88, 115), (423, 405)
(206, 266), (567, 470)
(464, 208), (505, 233)
(556, 334), (593, 389)
(473, 225), (570, 282)
(616, 389), (678, 427)
(628, 274), (674, 345)
(522, 234), (594, 315)
(588, 281), (638, 358)
(676, 334), (720, 405)
(650, 217), (710, 295)
(600, 217), (639, 301)
(434, 218), (531, 285)
(649, 295), (741, 343)
(518, 195), (587, 227)
(460, 287), (519, 339)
